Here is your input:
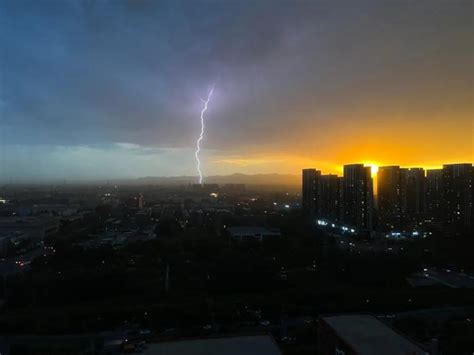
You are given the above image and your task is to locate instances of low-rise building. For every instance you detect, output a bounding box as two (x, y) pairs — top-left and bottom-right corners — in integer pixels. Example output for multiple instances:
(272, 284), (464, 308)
(0, 216), (59, 239)
(140, 335), (282, 355)
(318, 314), (427, 355)
(227, 226), (281, 242)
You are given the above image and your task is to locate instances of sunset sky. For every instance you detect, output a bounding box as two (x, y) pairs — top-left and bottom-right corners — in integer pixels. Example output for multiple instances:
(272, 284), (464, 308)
(0, 0), (472, 181)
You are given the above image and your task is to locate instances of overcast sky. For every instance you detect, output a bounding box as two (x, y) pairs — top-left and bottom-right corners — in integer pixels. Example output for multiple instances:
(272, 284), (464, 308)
(1, 0), (472, 181)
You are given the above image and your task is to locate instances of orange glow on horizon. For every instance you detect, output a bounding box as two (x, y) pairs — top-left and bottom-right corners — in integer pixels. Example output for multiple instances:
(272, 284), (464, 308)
(211, 152), (472, 179)
(209, 115), (472, 177)
(361, 162), (379, 177)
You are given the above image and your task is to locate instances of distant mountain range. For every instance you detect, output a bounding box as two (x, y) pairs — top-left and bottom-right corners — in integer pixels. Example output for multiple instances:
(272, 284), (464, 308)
(136, 173), (300, 186)
(0, 173), (302, 187)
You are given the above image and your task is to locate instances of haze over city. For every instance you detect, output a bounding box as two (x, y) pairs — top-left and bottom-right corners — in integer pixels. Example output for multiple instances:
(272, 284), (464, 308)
(1, 0), (472, 182)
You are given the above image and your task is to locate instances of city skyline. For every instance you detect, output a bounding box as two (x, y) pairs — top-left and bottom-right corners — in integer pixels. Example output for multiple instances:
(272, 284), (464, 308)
(1, 0), (472, 181)
(0, 159), (472, 184)
(302, 162), (472, 235)
(1, 2), (473, 353)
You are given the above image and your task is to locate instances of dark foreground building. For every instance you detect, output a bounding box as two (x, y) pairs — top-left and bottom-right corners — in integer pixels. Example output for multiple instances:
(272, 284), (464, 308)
(0, 334), (282, 355)
(318, 315), (426, 355)
(140, 335), (282, 355)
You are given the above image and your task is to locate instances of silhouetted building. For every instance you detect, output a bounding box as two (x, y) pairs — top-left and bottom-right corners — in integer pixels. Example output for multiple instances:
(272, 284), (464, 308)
(0, 216), (59, 240)
(139, 335), (282, 355)
(302, 168), (321, 216)
(320, 174), (342, 222)
(377, 166), (402, 229)
(378, 166), (426, 229)
(227, 226), (281, 242)
(342, 164), (373, 231)
(442, 163), (473, 232)
(426, 169), (443, 221)
(400, 168), (425, 219)
(318, 315), (426, 355)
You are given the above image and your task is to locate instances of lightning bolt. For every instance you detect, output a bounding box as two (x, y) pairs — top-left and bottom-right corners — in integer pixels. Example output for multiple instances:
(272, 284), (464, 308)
(195, 86), (214, 185)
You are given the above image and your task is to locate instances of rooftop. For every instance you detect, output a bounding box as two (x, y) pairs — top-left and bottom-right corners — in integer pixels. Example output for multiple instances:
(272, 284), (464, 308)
(140, 335), (281, 355)
(227, 226), (281, 238)
(321, 315), (426, 355)
(0, 216), (59, 227)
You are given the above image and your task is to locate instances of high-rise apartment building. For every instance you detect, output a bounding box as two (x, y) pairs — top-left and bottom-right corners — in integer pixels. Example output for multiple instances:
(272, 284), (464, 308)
(377, 166), (402, 221)
(302, 169), (321, 216)
(426, 169), (443, 221)
(303, 162), (472, 236)
(442, 163), (473, 232)
(378, 166), (426, 229)
(320, 174), (342, 222)
(401, 168), (425, 218)
(342, 164), (373, 231)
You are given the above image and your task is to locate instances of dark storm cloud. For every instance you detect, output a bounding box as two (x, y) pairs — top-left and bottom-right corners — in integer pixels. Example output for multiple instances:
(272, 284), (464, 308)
(1, 0), (316, 146)
(1, 0), (472, 151)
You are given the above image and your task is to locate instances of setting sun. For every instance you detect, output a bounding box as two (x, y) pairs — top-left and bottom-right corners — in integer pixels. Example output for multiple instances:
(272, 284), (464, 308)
(361, 162), (379, 177)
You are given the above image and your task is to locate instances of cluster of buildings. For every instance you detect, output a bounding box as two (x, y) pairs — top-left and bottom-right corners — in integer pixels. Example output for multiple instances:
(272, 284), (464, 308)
(0, 216), (59, 257)
(0, 314), (431, 355)
(303, 164), (374, 234)
(303, 163), (473, 235)
(227, 226), (282, 243)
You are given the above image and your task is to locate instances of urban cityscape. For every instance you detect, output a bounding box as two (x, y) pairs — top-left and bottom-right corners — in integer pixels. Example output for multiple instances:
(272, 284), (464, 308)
(0, 161), (472, 354)
(302, 163), (473, 238)
(1, 0), (473, 355)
